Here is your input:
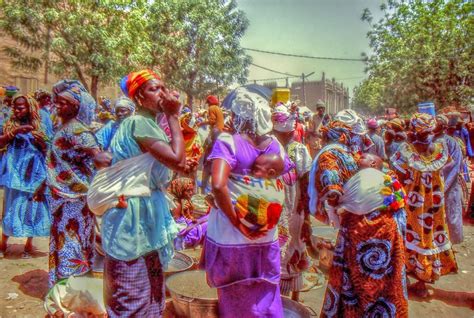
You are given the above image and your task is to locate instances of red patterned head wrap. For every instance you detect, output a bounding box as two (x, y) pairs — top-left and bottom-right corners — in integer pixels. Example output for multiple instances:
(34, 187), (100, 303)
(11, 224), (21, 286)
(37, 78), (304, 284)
(120, 69), (160, 100)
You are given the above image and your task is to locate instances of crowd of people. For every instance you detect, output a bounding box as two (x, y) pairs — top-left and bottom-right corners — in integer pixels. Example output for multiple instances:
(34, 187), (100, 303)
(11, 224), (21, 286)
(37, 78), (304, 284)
(0, 72), (472, 317)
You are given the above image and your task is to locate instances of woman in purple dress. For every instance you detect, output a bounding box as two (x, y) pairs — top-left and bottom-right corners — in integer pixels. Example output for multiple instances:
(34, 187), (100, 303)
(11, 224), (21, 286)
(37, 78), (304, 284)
(203, 87), (292, 317)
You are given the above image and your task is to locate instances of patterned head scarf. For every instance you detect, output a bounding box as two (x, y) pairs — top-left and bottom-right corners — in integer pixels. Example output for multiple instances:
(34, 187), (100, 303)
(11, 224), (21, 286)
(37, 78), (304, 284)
(53, 80), (97, 125)
(334, 109), (367, 135)
(410, 112), (436, 134)
(113, 96), (135, 114)
(388, 118), (405, 132)
(120, 69), (160, 100)
(3, 94), (46, 141)
(320, 120), (352, 145)
(272, 104), (296, 132)
(231, 87), (273, 136)
(436, 114), (449, 127)
(34, 89), (51, 102)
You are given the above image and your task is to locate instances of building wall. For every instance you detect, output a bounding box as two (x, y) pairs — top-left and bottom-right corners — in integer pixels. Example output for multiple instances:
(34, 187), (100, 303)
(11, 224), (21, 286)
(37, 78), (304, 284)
(290, 73), (349, 114)
(0, 36), (121, 99)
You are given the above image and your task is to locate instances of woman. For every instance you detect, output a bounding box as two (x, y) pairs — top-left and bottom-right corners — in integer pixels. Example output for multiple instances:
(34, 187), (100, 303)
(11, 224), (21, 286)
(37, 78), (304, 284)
(168, 177), (208, 250)
(100, 69), (184, 317)
(271, 105), (312, 301)
(309, 119), (408, 318)
(96, 96), (135, 151)
(0, 95), (51, 258)
(203, 87), (291, 317)
(391, 113), (457, 297)
(47, 81), (106, 287)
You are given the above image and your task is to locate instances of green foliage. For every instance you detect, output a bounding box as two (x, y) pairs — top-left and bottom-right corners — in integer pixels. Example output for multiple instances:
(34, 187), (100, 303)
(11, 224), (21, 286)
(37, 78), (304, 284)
(0, 0), (251, 103)
(354, 0), (473, 113)
(145, 0), (251, 105)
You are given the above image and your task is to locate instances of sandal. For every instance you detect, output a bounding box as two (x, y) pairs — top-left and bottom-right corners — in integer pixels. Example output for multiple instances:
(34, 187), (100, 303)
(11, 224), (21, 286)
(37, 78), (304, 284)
(21, 251), (32, 259)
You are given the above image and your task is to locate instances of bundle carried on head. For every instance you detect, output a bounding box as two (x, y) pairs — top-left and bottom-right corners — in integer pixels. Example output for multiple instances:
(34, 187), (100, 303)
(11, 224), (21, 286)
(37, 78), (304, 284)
(231, 87), (273, 136)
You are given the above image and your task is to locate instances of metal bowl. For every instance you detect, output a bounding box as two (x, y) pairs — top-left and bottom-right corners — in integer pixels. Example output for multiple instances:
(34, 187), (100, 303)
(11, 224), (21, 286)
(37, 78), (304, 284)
(282, 297), (317, 318)
(164, 251), (195, 278)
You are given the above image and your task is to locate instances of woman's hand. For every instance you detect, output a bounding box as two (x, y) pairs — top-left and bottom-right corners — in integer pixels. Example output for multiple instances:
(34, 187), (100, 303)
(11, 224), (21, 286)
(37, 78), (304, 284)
(93, 151), (113, 169)
(13, 125), (34, 136)
(159, 89), (181, 117)
(184, 157), (199, 174)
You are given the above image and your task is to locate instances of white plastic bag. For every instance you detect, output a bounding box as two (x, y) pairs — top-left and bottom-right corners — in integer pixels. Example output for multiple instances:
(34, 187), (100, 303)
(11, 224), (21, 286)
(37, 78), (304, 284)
(87, 153), (156, 216)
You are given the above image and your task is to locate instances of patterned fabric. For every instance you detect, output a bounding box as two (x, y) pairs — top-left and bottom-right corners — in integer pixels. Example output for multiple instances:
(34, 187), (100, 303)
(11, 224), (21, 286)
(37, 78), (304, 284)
(120, 69), (160, 100)
(279, 141), (312, 293)
(311, 146), (408, 317)
(168, 177), (195, 220)
(180, 113), (203, 161)
(113, 96), (135, 113)
(104, 251), (165, 317)
(53, 80), (96, 126)
(390, 141), (458, 282)
(48, 199), (95, 287)
(410, 112), (436, 134)
(47, 119), (98, 200)
(320, 121), (352, 146)
(47, 119), (99, 287)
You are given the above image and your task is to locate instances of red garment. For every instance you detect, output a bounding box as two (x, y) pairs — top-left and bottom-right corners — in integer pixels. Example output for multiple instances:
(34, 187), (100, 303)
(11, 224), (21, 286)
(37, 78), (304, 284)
(293, 122), (305, 143)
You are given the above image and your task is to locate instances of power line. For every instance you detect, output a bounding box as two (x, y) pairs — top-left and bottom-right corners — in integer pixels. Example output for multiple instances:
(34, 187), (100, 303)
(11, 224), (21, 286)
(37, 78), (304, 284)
(245, 47), (365, 62)
(247, 75), (300, 83)
(250, 63), (299, 77)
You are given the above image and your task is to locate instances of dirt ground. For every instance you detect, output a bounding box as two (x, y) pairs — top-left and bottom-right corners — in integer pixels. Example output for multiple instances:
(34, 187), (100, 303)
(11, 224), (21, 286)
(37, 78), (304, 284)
(0, 188), (473, 317)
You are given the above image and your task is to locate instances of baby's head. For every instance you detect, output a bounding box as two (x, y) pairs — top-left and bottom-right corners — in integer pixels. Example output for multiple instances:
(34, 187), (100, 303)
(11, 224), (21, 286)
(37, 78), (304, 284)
(252, 153), (285, 179)
(359, 153), (383, 170)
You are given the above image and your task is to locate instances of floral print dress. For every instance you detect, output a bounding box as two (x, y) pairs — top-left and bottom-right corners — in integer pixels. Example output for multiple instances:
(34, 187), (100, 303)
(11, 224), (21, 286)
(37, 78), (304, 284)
(47, 119), (99, 287)
(391, 141), (458, 283)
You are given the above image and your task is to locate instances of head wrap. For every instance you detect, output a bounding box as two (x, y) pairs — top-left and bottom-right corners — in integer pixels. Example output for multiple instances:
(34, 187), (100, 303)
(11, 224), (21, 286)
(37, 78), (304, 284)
(113, 96), (135, 113)
(272, 104), (296, 132)
(436, 114), (449, 127)
(53, 80), (97, 125)
(231, 87), (273, 136)
(34, 89), (51, 102)
(388, 118), (405, 132)
(120, 69), (160, 100)
(206, 95), (219, 105)
(367, 118), (378, 129)
(315, 99), (326, 109)
(320, 120), (352, 145)
(334, 109), (366, 135)
(410, 112), (436, 134)
(3, 94), (46, 141)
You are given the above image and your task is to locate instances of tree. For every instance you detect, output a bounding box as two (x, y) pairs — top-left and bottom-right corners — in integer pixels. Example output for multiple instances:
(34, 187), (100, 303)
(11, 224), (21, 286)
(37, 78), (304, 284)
(0, 1), (147, 99)
(355, 0), (473, 113)
(146, 0), (251, 106)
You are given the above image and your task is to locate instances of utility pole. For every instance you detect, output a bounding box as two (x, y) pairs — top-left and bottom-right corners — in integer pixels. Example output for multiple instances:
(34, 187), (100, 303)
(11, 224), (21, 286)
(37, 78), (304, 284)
(301, 71), (315, 105)
(285, 77), (289, 88)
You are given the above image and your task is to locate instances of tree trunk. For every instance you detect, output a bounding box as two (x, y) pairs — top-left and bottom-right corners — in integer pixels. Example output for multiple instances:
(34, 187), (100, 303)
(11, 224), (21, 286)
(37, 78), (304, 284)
(186, 93), (194, 110)
(44, 27), (51, 85)
(90, 76), (99, 102)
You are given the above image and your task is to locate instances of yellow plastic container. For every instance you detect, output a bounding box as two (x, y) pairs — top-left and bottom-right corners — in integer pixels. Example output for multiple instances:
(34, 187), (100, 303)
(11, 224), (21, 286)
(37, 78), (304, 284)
(271, 88), (291, 106)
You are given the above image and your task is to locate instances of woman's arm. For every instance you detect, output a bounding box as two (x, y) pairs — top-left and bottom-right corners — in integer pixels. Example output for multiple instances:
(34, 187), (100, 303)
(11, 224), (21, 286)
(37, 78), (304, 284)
(137, 113), (186, 172)
(211, 159), (238, 226)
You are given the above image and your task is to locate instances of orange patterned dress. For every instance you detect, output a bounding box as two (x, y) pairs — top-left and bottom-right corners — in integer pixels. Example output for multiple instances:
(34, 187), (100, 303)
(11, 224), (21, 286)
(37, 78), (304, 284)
(391, 141), (458, 282)
(311, 145), (408, 318)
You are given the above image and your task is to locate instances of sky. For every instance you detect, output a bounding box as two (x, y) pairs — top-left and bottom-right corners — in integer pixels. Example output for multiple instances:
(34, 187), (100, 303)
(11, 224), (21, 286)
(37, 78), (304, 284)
(236, 0), (385, 95)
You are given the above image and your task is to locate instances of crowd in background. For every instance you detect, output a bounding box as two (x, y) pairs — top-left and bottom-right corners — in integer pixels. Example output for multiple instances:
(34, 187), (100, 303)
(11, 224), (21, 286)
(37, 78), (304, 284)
(0, 74), (472, 317)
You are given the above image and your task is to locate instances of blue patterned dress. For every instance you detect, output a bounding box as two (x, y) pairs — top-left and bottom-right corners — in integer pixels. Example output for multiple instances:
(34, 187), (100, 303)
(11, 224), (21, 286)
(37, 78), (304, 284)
(47, 119), (99, 287)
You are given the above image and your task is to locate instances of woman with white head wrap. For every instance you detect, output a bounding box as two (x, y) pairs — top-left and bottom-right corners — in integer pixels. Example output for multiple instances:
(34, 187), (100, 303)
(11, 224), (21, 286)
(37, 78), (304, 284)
(272, 104), (313, 300)
(203, 87), (293, 317)
(95, 96), (135, 151)
(334, 109), (374, 154)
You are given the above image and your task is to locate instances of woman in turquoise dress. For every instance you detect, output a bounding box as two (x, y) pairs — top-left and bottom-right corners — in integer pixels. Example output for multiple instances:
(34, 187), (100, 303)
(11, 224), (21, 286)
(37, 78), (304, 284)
(101, 69), (185, 317)
(0, 95), (51, 258)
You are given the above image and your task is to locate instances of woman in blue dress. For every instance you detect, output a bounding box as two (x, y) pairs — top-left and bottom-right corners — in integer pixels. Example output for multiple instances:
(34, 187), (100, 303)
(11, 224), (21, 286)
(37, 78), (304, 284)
(100, 69), (185, 317)
(95, 96), (135, 151)
(0, 95), (51, 258)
